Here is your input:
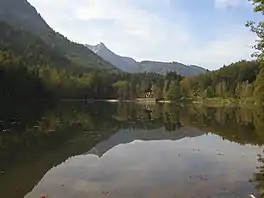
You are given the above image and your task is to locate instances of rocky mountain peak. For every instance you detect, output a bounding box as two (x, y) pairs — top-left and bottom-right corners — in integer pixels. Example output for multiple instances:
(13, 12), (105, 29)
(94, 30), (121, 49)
(86, 42), (207, 75)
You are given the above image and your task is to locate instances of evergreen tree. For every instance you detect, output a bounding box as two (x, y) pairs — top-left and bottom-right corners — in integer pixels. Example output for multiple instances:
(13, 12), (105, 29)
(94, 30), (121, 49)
(165, 81), (181, 100)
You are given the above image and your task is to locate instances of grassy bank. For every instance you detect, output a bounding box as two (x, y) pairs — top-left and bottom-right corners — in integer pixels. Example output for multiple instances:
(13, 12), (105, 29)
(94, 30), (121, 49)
(190, 97), (257, 107)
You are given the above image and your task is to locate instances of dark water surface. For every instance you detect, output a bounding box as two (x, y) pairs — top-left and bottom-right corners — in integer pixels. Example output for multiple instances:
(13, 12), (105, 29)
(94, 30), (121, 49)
(1, 102), (264, 198)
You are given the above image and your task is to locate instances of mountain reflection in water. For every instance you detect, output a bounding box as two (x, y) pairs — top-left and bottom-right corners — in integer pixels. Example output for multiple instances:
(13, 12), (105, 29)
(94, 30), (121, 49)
(1, 102), (264, 198)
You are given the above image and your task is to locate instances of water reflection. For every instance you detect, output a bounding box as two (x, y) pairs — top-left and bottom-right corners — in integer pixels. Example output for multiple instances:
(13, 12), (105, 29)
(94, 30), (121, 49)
(26, 135), (261, 198)
(1, 102), (264, 197)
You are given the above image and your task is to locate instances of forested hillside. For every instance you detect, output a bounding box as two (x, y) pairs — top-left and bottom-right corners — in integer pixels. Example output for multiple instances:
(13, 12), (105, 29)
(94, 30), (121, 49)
(180, 61), (260, 100)
(0, 21), (53, 102)
(0, 0), (117, 71)
(0, 21), (114, 100)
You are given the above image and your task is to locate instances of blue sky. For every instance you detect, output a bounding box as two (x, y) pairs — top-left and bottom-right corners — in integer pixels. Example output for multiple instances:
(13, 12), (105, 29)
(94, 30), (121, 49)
(28, 0), (262, 70)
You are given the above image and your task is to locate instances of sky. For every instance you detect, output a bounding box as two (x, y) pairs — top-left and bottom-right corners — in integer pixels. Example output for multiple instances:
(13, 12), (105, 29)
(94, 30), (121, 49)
(28, 0), (262, 70)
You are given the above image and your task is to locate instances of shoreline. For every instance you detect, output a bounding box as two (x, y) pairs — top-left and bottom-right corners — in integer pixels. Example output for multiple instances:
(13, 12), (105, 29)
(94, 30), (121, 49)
(59, 97), (260, 107)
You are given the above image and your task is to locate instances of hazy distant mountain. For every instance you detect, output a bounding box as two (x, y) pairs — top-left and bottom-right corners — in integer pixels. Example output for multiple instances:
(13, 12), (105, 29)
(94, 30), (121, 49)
(86, 43), (141, 73)
(139, 61), (207, 76)
(0, 0), (117, 71)
(87, 43), (207, 76)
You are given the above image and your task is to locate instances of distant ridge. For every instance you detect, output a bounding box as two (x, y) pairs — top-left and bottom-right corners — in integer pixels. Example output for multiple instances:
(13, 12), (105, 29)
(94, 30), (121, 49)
(87, 43), (207, 76)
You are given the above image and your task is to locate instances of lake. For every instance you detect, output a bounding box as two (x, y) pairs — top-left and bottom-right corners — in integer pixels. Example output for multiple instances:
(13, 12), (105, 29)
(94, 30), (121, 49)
(1, 102), (264, 198)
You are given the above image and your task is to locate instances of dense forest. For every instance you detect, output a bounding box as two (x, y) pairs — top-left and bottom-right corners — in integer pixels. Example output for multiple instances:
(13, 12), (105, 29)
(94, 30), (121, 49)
(180, 61), (260, 100)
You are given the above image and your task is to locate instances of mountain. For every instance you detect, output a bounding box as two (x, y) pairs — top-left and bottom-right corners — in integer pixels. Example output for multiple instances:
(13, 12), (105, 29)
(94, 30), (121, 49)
(0, 0), (118, 71)
(139, 61), (207, 76)
(87, 43), (207, 76)
(86, 43), (141, 73)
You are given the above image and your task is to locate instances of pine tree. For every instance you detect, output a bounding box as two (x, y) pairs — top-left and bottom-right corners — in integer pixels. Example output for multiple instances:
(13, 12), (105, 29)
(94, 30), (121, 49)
(165, 81), (181, 101)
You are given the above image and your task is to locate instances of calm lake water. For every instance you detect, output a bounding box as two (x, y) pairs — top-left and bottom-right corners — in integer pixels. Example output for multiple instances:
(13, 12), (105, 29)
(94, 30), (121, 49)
(1, 102), (264, 198)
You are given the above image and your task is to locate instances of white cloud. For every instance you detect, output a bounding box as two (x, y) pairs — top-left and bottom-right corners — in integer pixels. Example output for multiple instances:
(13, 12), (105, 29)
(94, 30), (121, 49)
(73, 0), (188, 43)
(28, 0), (256, 70)
(214, 0), (250, 9)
